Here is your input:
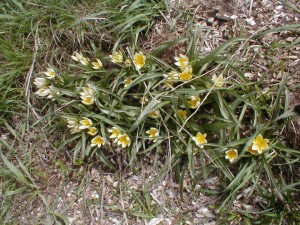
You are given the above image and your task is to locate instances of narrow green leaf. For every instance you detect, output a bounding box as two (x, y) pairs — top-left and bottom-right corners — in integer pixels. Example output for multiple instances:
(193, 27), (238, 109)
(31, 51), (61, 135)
(0, 152), (31, 186)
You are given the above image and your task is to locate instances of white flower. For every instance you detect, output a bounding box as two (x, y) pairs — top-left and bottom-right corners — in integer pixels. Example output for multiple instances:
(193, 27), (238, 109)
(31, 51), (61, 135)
(44, 68), (56, 79)
(71, 52), (89, 65)
(110, 51), (124, 63)
(91, 135), (105, 148)
(174, 54), (189, 68)
(70, 126), (81, 134)
(82, 84), (97, 95)
(188, 95), (201, 109)
(92, 58), (103, 69)
(116, 133), (131, 148)
(80, 84), (96, 105)
(35, 88), (51, 97)
(80, 95), (94, 105)
(107, 127), (121, 139)
(192, 132), (207, 146)
(80, 57), (90, 66)
(87, 127), (98, 136)
(66, 118), (81, 134)
(225, 149), (238, 163)
(212, 74), (224, 87)
(79, 117), (93, 129)
(133, 51), (146, 69)
(34, 77), (48, 88)
(146, 128), (159, 142)
(71, 52), (84, 62)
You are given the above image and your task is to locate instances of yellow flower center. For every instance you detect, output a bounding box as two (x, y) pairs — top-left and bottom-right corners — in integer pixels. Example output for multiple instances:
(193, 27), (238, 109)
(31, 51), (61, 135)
(176, 56), (189, 68)
(112, 128), (121, 137)
(48, 70), (55, 76)
(226, 149), (238, 162)
(188, 96), (201, 109)
(179, 71), (192, 81)
(83, 96), (93, 105)
(252, 134), (269, 153)
(119, 135), (129, 145)
(195, 132), (207, 144)
(80, 117), (92, 127)
(148, 128), (158, 138)
(178, 110), (187, 120)
(136, 55), (144, 64)
(88, 127), (98, 136)
(134, 52), (146, 69)
(149, 110), (159, 118)
(111, 51), (124, 63)
(114, 54), (123, 62)
(83, 121), (90, 126)
(92, 136), (105, 146)
(124, 78), (132, 86)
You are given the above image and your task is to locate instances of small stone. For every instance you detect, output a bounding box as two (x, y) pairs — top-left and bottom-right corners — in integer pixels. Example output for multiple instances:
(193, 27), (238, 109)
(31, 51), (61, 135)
(207, 17), (214, 25)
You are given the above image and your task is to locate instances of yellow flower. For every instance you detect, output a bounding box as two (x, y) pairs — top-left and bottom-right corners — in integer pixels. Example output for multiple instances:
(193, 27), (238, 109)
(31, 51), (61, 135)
(87, 127), (98, 136)
(146, 128), (159, 142)
(110, 51), (124, 63)
(188, 96), (201, 109)
(107, 127), (121, 139)
(225, 149), (238, 163)
(92, 58), (103, 69)
(179, 71), (193, 81)
(34, 77), (48, 89)
(174, 54), (189, 68)
(133, 51), (146, 69)
(44, 68), (56, 79)
(79, 117), (93, 129)
(164, 71), (179, 87)
(80, 95), (94, 105)
(247, 145), (259, 155)
(140, 96), (149, 105)
(124, 77), (133, 87)
(252, 134), (269, 154)
(192, 132), (207, 146)
(116, 133), (131, 148)
(91, 135), (105, 148)
(177, 109), (187, 120)
(149, 110), (160, 119)
(212, 74), (224, 87)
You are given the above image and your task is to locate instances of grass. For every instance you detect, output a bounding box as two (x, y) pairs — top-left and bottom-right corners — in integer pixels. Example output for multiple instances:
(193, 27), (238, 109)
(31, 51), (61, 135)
(0, 0), (300, 224)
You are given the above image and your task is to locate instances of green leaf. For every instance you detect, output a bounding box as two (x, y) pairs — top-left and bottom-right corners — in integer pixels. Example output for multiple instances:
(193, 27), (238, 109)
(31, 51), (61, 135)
(128, 95), (169, 132)
(0, 151), (33, 187)
(152, 38), (187, 56)
(96, 149), (116, 171)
